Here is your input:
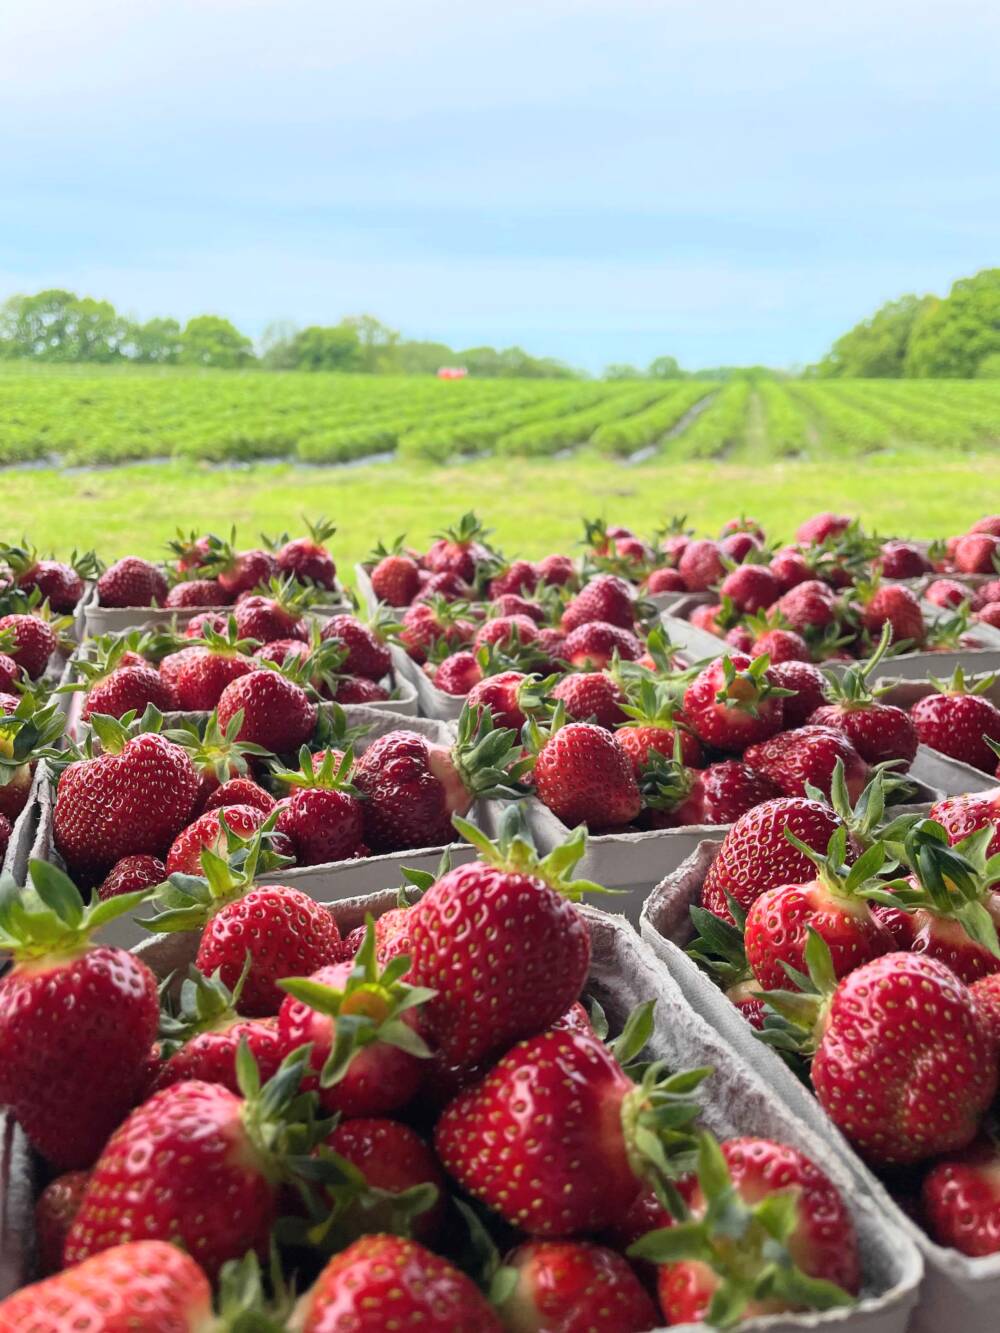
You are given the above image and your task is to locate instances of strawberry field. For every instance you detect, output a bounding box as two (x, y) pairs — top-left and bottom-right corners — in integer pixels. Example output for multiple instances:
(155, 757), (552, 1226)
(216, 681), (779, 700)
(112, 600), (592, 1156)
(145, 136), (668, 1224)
(3, 364), (1000, 465)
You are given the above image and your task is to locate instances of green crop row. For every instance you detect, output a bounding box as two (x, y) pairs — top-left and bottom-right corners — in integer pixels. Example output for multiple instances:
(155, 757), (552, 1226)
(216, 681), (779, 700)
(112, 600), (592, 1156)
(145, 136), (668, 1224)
(670, 381), (750, 458)
(588, 383), (713, 455)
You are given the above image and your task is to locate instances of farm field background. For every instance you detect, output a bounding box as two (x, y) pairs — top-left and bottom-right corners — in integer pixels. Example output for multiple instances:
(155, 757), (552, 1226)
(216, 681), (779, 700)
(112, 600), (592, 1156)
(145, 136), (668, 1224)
(6, 364), (1000, 563)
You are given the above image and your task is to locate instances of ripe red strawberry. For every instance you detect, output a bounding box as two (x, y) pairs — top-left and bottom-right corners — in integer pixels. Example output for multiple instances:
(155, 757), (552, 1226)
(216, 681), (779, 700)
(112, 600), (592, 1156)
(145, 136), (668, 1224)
(767, 659), (827, 725)
(532, 715), (641, 829)
(645, 566), (686, 594)
(2, 544), (86, 613)
(979, 602), (1000, 629)
(323, 1118), (447, 1244)
(406, 816), (592, 1066)
(0, 649), (19, 691)
(683, 653), (786, 751)
(702, 796), (850, 922)
(488, 558), (538, 598)
(719, 563), (780, 613)
(216, 667), (317, 753)
(169, 623), (257, 711)
(744, 830), (892, 989)
(554, 670), (628, 728)
(614, 680), (702, 769)
(205, 540), (278, 598)
(98, 853), (166, 901)
(400, 598), (475, 663)
(165, 802), (272, 874)
(352, 706), (522, 851)
(930, 788), (1000, 856)
(797, 512), (851, 545)
(415, 569), (471, 602)
(329, 674), (389, 705)
(65, 1048), (323, 1278)
(750, 625), (811, 663)
(424, 513), (492, 582)
(491, 592), (545, 621)
(811, 951), (998, 1164)
(775, 579), (837, 633)
(474, 613), (540, 654)
(0, 1240), (212, 1330)
(770, 547), (811, 591)
(298, 1235), (502, 1333)
(234, 583), (310, 643)
(433, 650), (482, 695)
(971, 972), (1000, 1045)
(35, 1170), (90, 1274)
(922, 1140), (1000, 1257)
(650, 759), (779, 828)
(807, 630), (918, 767)
(371, 552), (421, 605)
(562, 620), (641, 669)
(632, 1134), (859, 1326)
(274, 748), (366, 864)
(96, 557), (168, 608)
(466, 669), (542, 730)
(276, 516), (338, 588)
(972, 516), (1000, 537)
(164, 577), (227, 608)
(955, 532), (1000, 574)
(0, 611), (60, 679)
(54, 721), (200, 882)
(184, 610), (230, 638)
(82, 663), (176, 722)
(857, 579), (925, 646)
(152, 967), (283, 1095)
(926, 578), (973, 609)
(321, 614), (391, 679)
(500, 1241), (658, 1333)
(911, 669), (1000, 772)
(535, 553), (577, 587)
(202, 775), (275, 814)
(561, 574), (635, 631)
(879, 540), (930, 579)
(436, 1028), (703, 1235)
(744, 725), (869, 802)
(0, 863), (159, 1168)
(678, 538), (724, 591)
(277, 936), (431, 1116)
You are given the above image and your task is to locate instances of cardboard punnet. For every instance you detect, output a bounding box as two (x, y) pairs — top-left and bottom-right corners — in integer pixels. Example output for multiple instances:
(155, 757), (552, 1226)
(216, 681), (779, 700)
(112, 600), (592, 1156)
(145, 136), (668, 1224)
(388, 643), (465, 722)
(80, 582), (351, 638)
(0, 890), (923, 1326)
(640, 841), (1000, 1333)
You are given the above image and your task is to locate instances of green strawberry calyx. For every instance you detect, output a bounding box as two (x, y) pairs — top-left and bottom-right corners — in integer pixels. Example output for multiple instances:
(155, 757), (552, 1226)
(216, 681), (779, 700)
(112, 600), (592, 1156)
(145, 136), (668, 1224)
(277, 917), (436, 1090)
(157, 956), (253, 1056)
(0, 696), (65, 787)
(627, 1130), (855, 1329)
(167, 710), (274, 782)
(713, 653), (795, 717)
(451, 802), (605, 901)
(0, 859), (151, 962)
(451, 702), (532, 798)
(271, 744), (362, 796)
(619, 1060), (712, 1215)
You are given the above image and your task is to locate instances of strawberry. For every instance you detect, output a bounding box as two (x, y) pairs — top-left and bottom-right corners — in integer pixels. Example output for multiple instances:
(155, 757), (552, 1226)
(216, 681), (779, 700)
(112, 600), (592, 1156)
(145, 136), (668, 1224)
(202, 775), (275, 813)
(424, 512), (493, 582)
(561, 573), (635, 631)
(371, 552), (421, 605)
(910, 668), (1000, 772)
(474, 612), (540, 653)
(234, 579), (311, 642)
(929, 787), (1000, 856)
(468, 669), (546, 730)
(164, 577), (227, 607)
(702, 795), (851, 922)
(0, 649), (19, 691)
(720, 515), (765, 540)
(2, 544), (88, 613)
(491, 591), (546, 621)
(96, 556), (168, 608)
(488, 557), (538, 598)
(770, 548), (811, 591)
(879, 539), (930, 579)
(35, 1170), (90, 1274)
(273, 747), (366, 864)
(184, 610), (230, 638)
(0, 610), (61, 679)
(203, 535), (278, 597)
(298, 1235), (502, 1332)
(531, 711), (641, 830)
(855, 577), (925, 646)
(415, 570), (472, 602)
(923, 1140), (1000, 1257)
(796, 512), (852, 545)
(152, 963), (283, 1094)
(0, 695), (64, 821)
(809, 949), (998, 1164)
(0, 862), (158, 1168)
(971, 972), (1000, 1044)
(65, 1046), (327, 1278)
(216, 666), (317, 753)
(275, 516), (338, 588)
(749, 624), (811, 663)
(683, 653), (787, 751)
(614, 679), (702, 768)
(168, 530), (214, 573)
(979, 602), (1000, 629)
(165, 802), (273, 874)
(775, 579), (838, 633)
(400, 597), (475, 663)
(719, 530), (762, 563)
(320, 1117), (447, 1245)
(352, 705), (523, 851)
(54, 716), (200, 882)
(321, 613), (392, 679)
(744, 725), (869, 802)
(98, 853), (166, 901)
(645, 566), (686, 594)
(406, 814), (592, 1066)
(168, 619), (258, 710)
(807, 626), (918, 766)
(169, 709), (273, 806)
(955, 532), (1000, 574)
(500, 1241), (658, 1333)
(767, 658), (827, 725)
(719, 563), (780, 613)
(631, 1133), (858, 1326)
(435, 1027), (704, 1234)
(744, 829), (892, 989)
(972, 516), (1000, 537)
(678, 538), (724, 590)
(82, 662), (175, 722)
(554, 670), (628, 728)
(277, 928), (433, 1116)
(0, 1240), (212, 1330)
(562, 620), (641, 669)
(536, 552), (578, 587)
(433, 649), (483, 695)
(926, 577), (974, 609)
(647, 758), (779, 828)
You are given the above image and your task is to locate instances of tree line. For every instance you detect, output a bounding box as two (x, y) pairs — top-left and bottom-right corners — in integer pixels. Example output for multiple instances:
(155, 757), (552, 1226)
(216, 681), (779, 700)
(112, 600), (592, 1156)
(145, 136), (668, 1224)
(810, 267), (1000, 379)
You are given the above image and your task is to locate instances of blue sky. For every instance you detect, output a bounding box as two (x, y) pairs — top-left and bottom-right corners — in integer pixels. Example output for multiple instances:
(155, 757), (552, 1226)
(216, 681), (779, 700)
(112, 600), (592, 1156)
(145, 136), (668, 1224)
(1, 0), (998, 372)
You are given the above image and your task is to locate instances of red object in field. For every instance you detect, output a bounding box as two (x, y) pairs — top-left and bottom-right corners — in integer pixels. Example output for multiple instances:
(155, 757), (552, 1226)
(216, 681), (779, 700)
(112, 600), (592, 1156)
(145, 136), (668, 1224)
(436, 366), (468, 379)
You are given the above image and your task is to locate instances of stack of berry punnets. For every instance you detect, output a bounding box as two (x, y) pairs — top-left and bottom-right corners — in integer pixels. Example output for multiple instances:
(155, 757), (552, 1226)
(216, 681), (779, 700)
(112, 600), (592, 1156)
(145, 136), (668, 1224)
(83, 520), (350, 637)
(642, 821), (1000, 1333)
(0, 846), (922, 1328)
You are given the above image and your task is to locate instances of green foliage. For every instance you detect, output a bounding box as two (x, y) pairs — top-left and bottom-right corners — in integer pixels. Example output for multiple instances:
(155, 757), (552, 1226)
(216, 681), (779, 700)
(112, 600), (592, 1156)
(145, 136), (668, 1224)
(275, 325), (363, 373)
(648, 355), (683, 379)
(178, 315), (255, 369)
(0, 290), (130, 363)
(977, 353), (1000, 380)
(814, 295), (932, 378)
(905, 270), (1000, 378)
